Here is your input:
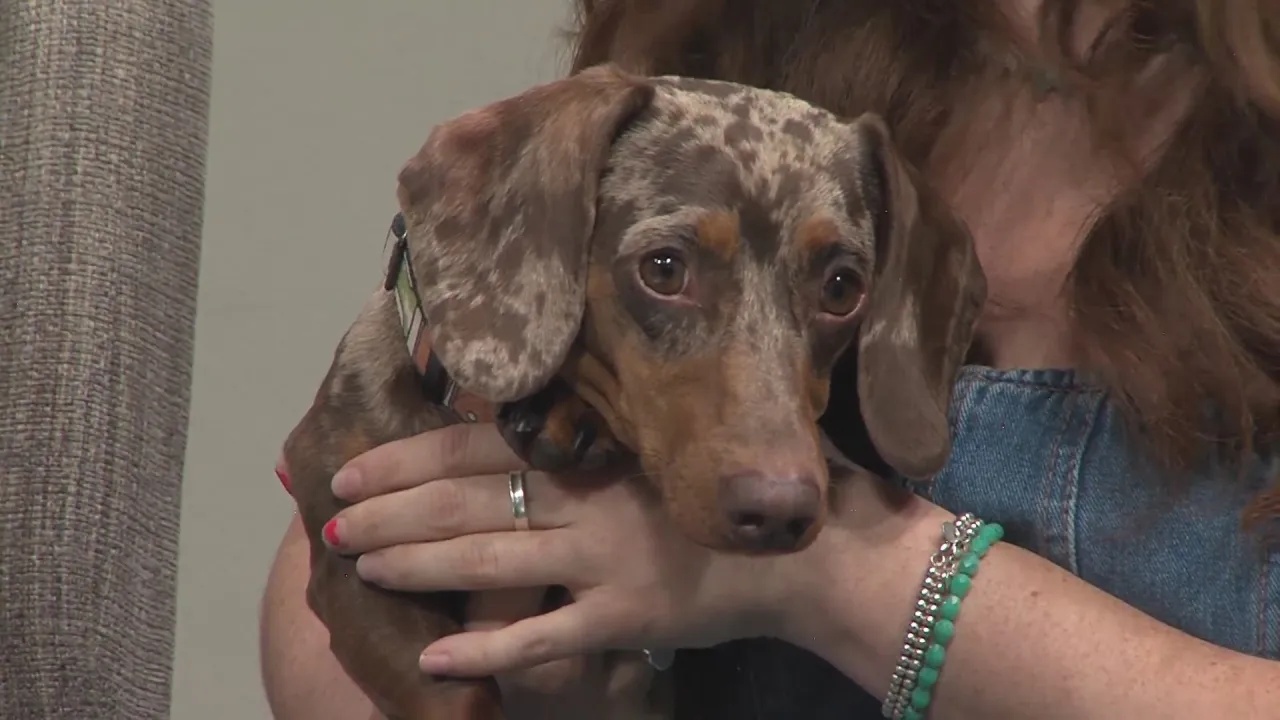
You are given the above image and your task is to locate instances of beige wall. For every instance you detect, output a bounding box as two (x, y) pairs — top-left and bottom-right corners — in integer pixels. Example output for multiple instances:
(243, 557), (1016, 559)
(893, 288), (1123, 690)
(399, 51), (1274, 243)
(173, 2), (571, 717)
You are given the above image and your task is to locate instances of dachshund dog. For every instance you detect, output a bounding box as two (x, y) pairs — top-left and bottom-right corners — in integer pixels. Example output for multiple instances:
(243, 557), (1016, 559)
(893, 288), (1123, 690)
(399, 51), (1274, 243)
(282, 63), (985, 720)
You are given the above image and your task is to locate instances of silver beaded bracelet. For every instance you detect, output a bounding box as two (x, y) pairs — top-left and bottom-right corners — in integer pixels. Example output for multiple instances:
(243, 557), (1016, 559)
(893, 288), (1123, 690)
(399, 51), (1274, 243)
(880, 513), (982, 720)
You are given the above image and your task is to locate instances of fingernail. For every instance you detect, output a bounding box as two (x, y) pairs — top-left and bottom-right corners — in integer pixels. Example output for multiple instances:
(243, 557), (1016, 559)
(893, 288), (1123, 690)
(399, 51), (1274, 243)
(355, 554), (375, 580)
(419, 651), (452, 674)
(331, 468), (359, 499)
(322, 518), (342, 547)
(275, 467), (291, 495)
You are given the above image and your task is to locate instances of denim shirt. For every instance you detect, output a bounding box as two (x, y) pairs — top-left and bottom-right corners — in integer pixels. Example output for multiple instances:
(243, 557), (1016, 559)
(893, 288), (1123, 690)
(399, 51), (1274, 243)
(669, 367), (1280, 719)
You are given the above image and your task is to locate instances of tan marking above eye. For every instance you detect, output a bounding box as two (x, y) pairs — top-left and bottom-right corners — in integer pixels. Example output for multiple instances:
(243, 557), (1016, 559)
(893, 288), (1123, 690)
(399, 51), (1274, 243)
(638, 250), (689, 296)
(794, 216), (841, 254)
(820, 269), (864, 316)
(695, 211), (741, 260)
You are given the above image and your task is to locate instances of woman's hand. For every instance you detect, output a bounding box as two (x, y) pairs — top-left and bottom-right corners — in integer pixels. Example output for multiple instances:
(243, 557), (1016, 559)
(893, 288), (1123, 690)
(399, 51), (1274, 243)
(314, 421), (1280, 720)
(324, 421), (828, 680)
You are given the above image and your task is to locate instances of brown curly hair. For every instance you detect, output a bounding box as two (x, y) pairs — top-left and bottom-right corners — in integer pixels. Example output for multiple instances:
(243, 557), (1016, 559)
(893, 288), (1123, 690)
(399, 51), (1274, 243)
(566, 0), (1280, 533)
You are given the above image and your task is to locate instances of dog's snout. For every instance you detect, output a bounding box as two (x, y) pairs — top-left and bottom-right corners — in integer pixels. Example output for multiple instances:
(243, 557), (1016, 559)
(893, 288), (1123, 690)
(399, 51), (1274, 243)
(718, 471), (821, 552)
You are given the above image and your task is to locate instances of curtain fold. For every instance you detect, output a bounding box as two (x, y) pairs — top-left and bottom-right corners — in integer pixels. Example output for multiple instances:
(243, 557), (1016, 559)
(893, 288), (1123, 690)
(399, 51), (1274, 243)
(0, 1), (212, 717)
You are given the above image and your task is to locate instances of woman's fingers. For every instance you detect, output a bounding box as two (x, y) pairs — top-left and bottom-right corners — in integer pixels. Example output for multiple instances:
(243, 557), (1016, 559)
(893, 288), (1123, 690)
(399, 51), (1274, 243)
(332, 423), (524, 502)
(465, 590), (595, 697)
(419, 599), (624, 677)
(330, 470), (574, 553)
(356, 528), (582, 592)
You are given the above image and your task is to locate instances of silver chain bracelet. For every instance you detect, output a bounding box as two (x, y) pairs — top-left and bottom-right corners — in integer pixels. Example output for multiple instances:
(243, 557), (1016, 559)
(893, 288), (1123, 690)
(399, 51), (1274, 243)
(880, 513), (982, 719)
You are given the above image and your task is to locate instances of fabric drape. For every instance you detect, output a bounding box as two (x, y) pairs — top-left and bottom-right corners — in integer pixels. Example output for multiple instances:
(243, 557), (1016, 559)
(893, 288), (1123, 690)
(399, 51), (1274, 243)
(0, 1), (213, 717)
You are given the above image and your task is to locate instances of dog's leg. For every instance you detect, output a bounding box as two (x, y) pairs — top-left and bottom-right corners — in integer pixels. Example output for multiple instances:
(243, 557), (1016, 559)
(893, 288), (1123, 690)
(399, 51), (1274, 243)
(307, 550), (503, 720)
(284, 292), (506, 720)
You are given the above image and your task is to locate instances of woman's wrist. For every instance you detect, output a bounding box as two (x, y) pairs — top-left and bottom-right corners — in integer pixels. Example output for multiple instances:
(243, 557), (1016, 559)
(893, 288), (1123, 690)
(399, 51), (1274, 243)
(776, 474), (1280, 719)
(781, 477), (953, 695)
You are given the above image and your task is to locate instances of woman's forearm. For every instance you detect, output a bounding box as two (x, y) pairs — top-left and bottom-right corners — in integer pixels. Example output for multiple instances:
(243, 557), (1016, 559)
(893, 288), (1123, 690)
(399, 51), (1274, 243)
(792, 491), (1280, 719)
(260, 515), (380, 720)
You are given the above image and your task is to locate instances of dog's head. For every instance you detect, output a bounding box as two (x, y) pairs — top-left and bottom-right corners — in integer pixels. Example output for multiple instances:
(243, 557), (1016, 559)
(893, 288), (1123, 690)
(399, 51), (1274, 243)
(397, 64), (986, 554)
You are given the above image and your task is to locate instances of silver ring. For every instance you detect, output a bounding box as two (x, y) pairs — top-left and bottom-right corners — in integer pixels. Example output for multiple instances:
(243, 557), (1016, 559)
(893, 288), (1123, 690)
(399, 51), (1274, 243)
(643, 648), (674, 671)
(508, 470), (530, 531)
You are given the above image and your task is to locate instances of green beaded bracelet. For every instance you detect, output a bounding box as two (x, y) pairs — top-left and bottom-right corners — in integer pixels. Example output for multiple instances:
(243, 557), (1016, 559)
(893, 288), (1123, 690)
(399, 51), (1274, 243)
(902, 522), (1004, 720)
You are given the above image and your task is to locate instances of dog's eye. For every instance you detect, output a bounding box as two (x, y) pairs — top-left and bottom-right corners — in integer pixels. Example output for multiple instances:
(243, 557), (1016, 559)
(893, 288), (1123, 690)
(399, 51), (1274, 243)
(820, 270), (863, 316)
(638, 250), (688, 296)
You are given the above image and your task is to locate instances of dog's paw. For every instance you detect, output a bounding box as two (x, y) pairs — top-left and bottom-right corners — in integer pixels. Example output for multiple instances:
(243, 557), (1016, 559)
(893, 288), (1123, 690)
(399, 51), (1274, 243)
(497, 379), (619, 473)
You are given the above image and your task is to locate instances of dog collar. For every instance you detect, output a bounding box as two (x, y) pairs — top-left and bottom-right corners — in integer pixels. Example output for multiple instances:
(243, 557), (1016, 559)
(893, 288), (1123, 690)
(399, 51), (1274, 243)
(383, 213), (496, 424)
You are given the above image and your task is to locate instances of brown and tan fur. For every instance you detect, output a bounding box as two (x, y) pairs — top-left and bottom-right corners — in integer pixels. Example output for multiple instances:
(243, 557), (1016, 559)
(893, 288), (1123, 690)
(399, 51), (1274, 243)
(283, 64), (984, 719)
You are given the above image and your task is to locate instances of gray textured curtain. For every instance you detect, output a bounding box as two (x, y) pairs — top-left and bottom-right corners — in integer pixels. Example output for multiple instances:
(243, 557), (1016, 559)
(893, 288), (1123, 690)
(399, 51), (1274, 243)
(0, 1), (212, 718)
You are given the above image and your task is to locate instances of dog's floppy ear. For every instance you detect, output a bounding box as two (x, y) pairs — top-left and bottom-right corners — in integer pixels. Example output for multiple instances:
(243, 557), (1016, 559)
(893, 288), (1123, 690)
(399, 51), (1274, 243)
(848, 113), (987, 480)
(396, 64), (655, 402)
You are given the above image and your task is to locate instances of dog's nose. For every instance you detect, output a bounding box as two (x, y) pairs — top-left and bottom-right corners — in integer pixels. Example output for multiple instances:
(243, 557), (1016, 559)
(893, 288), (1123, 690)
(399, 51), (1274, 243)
(718, 471), (821, 552)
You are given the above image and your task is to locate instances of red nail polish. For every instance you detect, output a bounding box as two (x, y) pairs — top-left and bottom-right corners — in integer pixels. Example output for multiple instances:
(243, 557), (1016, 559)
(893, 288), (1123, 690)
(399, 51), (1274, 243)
(323, 518), (341, 546)
(275, 466), (291, 495)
